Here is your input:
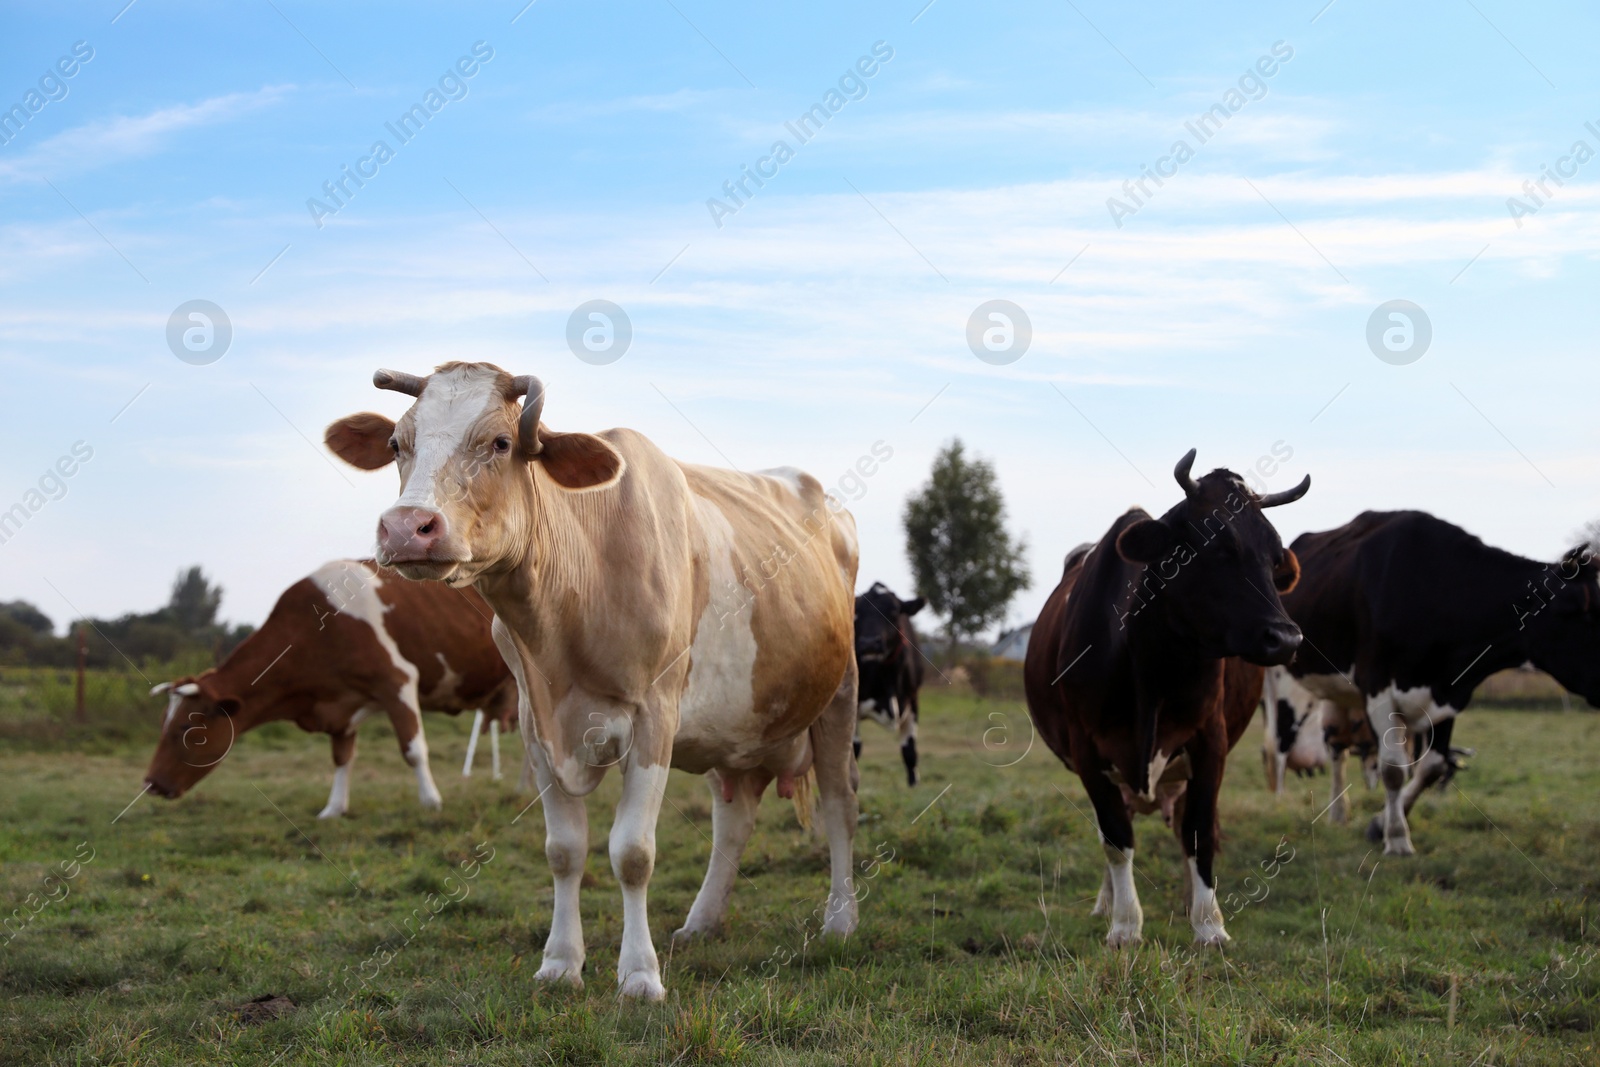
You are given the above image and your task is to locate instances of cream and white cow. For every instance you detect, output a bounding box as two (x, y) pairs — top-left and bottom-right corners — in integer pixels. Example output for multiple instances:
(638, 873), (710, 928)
(325, 362), (861, 1001)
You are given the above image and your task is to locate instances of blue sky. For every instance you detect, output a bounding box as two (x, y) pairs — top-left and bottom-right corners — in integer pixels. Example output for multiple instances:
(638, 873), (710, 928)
(3, 0), (1599, 637)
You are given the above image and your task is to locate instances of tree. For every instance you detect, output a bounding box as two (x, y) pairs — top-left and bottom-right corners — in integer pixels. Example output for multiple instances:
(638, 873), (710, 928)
(903, 438), (1030, 647)
(167, 566), (223, 634)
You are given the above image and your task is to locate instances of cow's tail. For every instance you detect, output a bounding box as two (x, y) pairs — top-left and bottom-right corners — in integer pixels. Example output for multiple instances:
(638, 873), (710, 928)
(790, 766), (817, 834)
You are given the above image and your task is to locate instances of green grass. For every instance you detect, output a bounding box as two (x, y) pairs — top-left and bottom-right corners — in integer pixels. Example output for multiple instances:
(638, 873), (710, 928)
(1, 679), (1597, 1065)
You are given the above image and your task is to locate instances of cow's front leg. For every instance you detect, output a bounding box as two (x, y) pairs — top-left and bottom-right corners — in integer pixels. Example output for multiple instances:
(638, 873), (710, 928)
(1374, 714), (1454, 842)
(1327, 742), (1350, 824)
(1366, 692), (1415, 856)
(319, 730), (358, 819)
(611, 754), (670, 1000)
(675, 769), (768, 940)
(1081, 766), (1142, 947)
(530, 744), (589, 987)
(1177, 731), (1229, 946)
(897, 701), (919, 787)
(814, 658), (861, 937)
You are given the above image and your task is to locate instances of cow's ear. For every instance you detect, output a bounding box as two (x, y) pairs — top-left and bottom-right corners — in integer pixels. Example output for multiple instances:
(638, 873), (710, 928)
(325, 413), (397, 470)
(536, 430), (625, 491)
(1274, 548), (1301, 593)
(1116, 519), (1175, 564)
(901, 596), (927, 616)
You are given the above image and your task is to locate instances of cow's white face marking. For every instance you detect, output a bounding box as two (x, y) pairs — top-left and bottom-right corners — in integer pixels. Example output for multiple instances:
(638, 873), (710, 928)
(396, 368), (503, 514)
(162, 693), (182, 728)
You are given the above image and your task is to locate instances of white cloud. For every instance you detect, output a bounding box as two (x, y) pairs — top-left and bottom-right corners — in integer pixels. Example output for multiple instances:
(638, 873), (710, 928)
(0, 86), (291, 183)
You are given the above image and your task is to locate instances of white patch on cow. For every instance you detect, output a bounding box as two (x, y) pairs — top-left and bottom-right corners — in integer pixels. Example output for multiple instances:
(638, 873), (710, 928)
(428, 653), (463, 703)
(1143, 750), (1170, 802)
(310, 562), (420, 710)
(1187, 856), (1230, 945)
(396, 367), (504, 513)
(319, 764), (351, 819)
(175, 682), (200, 697)
(162, 693), (182, 728)
(1101, 844), (1143, 947)
(349, 706), (371, 730)
(760, 466), (808, 498)
(675, 496), (762, 768)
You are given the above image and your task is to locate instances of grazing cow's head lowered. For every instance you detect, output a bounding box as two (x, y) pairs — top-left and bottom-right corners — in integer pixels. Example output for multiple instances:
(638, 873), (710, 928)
(1115, 449), (1309, 666)
(143, 675), (240, 799)
(323, 363), (625, 584)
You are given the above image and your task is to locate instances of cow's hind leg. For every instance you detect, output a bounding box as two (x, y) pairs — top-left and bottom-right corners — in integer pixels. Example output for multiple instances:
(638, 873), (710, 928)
(675, 769), (770, 940)
(1081, 766), (1142, 947)
(319, 730), (358, 819)
(815, 657), (861, 937)
(1371, 715), (1453, 842)
(383, 698), (443, 811)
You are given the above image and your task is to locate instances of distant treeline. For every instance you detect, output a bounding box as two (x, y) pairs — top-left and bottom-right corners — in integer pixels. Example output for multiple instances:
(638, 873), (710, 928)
(0, 566), (253, 669)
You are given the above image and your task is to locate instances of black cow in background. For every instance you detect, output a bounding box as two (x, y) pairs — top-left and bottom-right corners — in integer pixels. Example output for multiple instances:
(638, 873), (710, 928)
(1283, 510), (1600, 856)
(854, 583), (926, 785)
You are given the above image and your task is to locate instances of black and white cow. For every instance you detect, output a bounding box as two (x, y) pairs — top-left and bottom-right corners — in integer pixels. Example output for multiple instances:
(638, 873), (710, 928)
(853, 583), (926, 786)
(1260, 665), (1332, 793)
(1282, 510), (1600, 855)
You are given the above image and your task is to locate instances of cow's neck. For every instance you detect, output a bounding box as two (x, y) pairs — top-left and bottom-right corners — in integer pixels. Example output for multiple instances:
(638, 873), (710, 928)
(474, 473), (602, 667)
(205, 615), (307, 730)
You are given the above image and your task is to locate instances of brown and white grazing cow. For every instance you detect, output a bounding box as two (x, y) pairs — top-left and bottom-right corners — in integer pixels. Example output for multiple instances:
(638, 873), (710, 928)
(324, 362), (861, 1001)
(144, 559), (518, 818)
(1024, 450), (1308, 947)
(1260, 665), (1380, 817)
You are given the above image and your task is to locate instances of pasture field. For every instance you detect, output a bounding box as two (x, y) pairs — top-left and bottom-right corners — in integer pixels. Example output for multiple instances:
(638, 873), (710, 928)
(1, 674), (1598, 1065)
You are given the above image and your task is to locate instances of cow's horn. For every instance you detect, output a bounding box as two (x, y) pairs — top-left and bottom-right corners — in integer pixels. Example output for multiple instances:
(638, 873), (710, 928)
(373, 369), (427, 396)
(510, 375), (545, 457)
(1174, 448), (1200, 498)
(150, 682), (172, 696)
(175, 682), (201, 696)
(1258, 474), (1311, 509)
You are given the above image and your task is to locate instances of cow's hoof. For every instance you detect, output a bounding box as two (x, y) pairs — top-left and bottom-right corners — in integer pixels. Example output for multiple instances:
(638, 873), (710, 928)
(419, 792), (443, 812)
(1191, 924), (1231, 948)
(618, 971), (666, 1001)
(1383, 837), (1415, 858)
(1106, 925), (1142, 949)
(534, 960), (584, 988)
(1089, 899), (1109, 918)
(1364, 816), (1384, 843)
(822, 898), (858, 938)
(671, 923), (721, 943)
(316, 805), (346, 820)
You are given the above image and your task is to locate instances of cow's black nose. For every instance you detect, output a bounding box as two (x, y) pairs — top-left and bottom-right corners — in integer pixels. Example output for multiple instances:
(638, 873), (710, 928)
(1259, 623), (1303, 662)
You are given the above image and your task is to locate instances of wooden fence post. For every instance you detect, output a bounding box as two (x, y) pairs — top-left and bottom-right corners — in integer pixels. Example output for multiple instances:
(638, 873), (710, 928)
(75, 626), (87, 724)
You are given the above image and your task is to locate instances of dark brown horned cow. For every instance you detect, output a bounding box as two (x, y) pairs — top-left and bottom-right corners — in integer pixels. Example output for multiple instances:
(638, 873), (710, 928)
(1024, 450), (1309, 947)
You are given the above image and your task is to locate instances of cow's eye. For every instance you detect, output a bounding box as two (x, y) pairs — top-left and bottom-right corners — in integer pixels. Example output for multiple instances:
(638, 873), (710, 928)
(388, 438), (400, 454)
(493, 435), (512, 454)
